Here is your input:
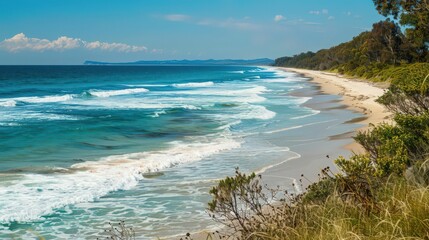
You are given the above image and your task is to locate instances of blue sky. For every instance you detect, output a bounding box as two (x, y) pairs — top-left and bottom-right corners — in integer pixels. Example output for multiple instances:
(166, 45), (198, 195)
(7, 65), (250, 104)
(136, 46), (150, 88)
(0, 0), (384, 64)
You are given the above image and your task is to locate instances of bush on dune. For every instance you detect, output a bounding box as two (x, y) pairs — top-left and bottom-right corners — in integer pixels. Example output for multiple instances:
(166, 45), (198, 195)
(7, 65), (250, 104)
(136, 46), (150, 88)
(376, 63), (429, 115)
(206, 167), (429, 239)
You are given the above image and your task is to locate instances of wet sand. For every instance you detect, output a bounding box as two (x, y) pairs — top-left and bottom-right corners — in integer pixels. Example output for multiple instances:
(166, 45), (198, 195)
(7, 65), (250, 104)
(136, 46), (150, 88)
(282, 68), (393, 153)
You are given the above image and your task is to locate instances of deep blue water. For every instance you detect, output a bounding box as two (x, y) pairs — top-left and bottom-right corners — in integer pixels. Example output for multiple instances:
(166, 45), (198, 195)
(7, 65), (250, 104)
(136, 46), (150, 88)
(0, 65), (353, 239)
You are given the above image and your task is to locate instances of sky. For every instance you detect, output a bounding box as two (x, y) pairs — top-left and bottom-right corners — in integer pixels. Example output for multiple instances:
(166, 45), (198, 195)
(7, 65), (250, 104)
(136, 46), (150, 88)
(0, 0), (385, 65)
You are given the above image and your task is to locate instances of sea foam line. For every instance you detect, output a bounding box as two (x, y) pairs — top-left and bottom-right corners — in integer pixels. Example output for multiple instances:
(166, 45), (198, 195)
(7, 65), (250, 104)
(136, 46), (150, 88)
(172, 81), (214, 88)
(0, 135), (241, 223)
(88, 88), (149, 98)
(0, 100), (17, 107)
(263, 119), (337, 134)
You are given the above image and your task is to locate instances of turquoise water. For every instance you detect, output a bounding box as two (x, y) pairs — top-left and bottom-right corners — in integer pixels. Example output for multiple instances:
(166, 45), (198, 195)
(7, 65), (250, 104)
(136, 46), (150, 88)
(0, 66), (353, 239)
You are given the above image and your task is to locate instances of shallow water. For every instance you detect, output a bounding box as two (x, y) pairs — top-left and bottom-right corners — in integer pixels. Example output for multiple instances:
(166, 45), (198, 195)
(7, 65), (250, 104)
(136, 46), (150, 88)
(0, 65), (361, 239)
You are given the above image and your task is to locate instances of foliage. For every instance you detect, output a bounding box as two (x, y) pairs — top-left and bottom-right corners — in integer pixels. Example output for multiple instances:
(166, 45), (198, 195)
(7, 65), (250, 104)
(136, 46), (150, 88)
(206, 167), (429, 239)
(275, 0), (429, 71)
(354, 124), (410, 176)
(373, 0), (429, 60)
(207, 168), (305, 239)
(301, 171), (336, 204)
(97, 221), (135, 240)
(376, 63), (429, 115)
(274, 20), (420, 75)
(353, 113), (429, 177)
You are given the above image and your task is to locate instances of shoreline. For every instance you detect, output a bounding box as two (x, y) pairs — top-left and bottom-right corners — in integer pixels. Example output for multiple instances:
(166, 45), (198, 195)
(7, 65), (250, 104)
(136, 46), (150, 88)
(280, 67), (393, 153)
(173, 67), (390, 240)
(167, 67), (369, 240)
(167, 67), (393, 240)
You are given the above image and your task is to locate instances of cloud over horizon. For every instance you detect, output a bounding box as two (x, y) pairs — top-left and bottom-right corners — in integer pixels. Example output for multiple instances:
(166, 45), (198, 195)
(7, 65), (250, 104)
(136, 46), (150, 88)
(274, 15), (285, 22)
(0, 33), (147, 53)
(309, 9), (329, 15)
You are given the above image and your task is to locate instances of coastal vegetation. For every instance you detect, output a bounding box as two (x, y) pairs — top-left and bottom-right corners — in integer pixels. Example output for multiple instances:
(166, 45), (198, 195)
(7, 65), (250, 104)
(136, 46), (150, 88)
(203, 1), (429, 239)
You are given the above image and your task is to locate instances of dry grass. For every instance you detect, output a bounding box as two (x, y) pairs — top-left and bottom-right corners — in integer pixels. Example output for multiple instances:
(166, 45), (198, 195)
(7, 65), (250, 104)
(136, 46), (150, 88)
(247, 180), (429, 240)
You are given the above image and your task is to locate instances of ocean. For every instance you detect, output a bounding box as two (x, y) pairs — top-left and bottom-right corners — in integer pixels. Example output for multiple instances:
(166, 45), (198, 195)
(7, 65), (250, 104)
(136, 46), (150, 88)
(0, 65), (361, 239)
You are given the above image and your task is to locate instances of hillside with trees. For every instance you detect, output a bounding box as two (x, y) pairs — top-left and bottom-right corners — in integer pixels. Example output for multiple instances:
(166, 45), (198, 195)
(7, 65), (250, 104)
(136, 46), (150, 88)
(275, 0), (428, 80)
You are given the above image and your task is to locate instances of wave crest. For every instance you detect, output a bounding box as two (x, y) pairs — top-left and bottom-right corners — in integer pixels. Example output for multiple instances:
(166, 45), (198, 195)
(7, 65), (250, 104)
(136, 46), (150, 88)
(172, 82), (214, 88)
(88, 88), (149, 98)
(0, 100), (17, 107)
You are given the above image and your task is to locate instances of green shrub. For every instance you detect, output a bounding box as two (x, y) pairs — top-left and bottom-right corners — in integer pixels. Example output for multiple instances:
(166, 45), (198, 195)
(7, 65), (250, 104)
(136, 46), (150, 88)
(354, 124), (410, 176)
(376, 63), (429, 114)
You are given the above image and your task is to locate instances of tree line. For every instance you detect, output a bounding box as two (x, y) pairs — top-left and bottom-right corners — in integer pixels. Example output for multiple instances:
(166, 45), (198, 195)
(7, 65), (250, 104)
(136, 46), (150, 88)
(275, 0), (429, 76)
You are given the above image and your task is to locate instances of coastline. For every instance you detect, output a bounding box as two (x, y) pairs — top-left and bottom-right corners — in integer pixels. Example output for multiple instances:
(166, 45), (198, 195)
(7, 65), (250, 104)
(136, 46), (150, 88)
(280, 67), (393, 153)
(172, 67), (393, 240)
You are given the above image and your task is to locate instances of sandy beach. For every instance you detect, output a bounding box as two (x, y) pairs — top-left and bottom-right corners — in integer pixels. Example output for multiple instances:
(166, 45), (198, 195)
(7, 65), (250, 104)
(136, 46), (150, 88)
(281, 68), (393, 153)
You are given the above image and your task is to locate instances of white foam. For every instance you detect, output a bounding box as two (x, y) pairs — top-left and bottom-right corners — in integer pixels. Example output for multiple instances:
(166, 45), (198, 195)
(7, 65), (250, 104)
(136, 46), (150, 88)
(182, 105), (201, 110)
(162, 85), (268, 104)
(0, 100), (17, 107)
(14, 95), (74, 103)
(172, 82), (214, 88)
(290, 110), (320, 120)
(255, 150), (301, 175)
(291, 97), (312, 105)
(264, 119), (337, 134)
(0, 111), (79, 123)
(230, 70), (245, 74)
(193, 85), (267, 96)
(213, 104), (276, 121)
(151, 110), (167, 118)
(72, 99), (199, 111)
(89, 88), (149, 98)
(0, 135), (241, 223)
(243, 105), (276, 120)
(125, 84), (168, 87)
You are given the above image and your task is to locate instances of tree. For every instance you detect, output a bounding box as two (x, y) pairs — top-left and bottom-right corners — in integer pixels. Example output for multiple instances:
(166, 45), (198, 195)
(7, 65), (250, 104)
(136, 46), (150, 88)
(365, 20), (409, 64)
(373, 0), (429, 60)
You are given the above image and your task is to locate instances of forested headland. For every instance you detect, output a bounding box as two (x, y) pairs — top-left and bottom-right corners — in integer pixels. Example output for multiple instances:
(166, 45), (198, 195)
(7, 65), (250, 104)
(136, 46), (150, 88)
(275, 0), (429, 81)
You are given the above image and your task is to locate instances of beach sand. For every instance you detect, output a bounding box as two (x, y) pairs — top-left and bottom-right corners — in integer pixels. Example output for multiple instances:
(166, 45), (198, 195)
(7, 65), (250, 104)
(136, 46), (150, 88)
(282, 68), (393, 153)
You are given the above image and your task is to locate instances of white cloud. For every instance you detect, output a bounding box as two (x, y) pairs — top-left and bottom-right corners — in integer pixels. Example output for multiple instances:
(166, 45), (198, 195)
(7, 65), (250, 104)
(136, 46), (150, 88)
(309, 9), (329, 15)
(163, 14), (190, 22)
(0, 33), (81, 52)
(0, 33), (147, 52)
(328, 16), (335, 20)
(83, 41), (146, 52)
(274, 15), (285, 22)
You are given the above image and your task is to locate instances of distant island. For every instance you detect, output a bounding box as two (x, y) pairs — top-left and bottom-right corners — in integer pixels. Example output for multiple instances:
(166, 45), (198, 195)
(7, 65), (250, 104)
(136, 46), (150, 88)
(83, 58), (274, 66)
